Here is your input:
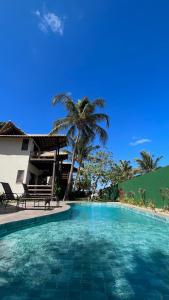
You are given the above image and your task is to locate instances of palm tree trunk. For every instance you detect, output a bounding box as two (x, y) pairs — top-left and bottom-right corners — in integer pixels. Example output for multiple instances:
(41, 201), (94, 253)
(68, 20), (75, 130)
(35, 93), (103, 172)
(63, 133), (80, 201)
(74, 158), (83, 188)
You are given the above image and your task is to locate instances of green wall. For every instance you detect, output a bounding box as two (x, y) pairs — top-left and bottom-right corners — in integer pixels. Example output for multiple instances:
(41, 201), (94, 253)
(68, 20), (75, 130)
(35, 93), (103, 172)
(119, 166), (169, 208)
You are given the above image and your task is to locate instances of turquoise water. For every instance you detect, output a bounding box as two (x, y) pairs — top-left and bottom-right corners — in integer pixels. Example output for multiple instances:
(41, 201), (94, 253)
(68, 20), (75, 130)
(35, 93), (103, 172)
(0, 204), (169, 300)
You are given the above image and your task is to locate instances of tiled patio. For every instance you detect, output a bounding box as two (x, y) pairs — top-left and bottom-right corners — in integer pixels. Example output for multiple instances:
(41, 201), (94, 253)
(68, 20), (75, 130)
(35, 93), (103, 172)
(0, 201), (70, 225)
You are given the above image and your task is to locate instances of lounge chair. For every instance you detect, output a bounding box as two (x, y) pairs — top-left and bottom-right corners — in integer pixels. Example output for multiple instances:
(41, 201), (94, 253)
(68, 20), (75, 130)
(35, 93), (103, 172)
(22, 184), (51, 209)
(0, 182), (26, 209)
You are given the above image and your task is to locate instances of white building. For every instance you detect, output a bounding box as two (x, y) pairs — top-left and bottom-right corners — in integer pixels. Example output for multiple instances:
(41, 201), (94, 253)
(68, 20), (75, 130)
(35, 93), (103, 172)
(0, 121), (69, 196)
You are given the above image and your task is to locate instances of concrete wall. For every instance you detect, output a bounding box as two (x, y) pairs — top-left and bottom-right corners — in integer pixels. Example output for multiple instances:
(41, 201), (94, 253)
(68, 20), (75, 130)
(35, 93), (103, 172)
(26, 163), (43, 185)
(0, 137), (33, 194)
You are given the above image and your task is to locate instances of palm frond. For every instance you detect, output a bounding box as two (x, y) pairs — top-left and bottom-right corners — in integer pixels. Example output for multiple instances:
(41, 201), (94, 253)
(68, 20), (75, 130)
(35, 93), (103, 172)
(67, 126), (76, 139)
(86, 145), (100, 153)
(52, 94), (78, 115)
(77, 97), (90, 113)
(135, 151), (163, 173)
(92, 98), (105, 108)
(92, 124), (108, 144)
(90, 113), (109, 127)
(50, 120), (71, 135)
(154, 156), (163, 167)
(81, 102), (94, 116)
(52, 117), (72, 129)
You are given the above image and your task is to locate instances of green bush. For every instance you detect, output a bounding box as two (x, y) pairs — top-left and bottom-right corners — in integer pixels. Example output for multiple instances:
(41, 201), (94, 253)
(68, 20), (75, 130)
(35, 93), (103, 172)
(160, 188), (169, 208)
(138, 188), (146, 206)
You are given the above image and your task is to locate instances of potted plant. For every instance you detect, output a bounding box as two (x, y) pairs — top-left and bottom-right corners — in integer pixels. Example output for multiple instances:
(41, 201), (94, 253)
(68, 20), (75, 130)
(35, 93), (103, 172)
(54, 183), (62, 207)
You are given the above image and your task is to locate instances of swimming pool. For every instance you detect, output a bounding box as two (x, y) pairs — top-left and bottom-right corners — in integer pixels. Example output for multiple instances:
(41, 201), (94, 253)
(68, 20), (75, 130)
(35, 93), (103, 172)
(0, 203), (169, 300)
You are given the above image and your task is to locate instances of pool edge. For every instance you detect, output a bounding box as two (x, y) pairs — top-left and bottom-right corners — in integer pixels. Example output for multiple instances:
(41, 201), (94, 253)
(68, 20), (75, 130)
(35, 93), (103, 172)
(0, 204), (71, 238)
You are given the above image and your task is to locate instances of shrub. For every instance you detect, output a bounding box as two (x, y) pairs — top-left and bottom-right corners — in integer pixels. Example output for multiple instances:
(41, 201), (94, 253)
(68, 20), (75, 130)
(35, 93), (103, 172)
(160, 188), (169, 209)
(147, 200), (156, 211)
(127, 191), (135, 200)
(119, 188), (125, 201)
(138, 188), (146, 206)
(163, 205), (169, 211)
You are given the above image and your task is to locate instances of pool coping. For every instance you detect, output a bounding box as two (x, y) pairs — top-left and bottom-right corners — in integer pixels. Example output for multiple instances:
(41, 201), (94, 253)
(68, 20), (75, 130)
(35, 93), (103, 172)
(0, 203), (70, 226)
(112, 202), (169, 223)
(0, 204), (71, 238)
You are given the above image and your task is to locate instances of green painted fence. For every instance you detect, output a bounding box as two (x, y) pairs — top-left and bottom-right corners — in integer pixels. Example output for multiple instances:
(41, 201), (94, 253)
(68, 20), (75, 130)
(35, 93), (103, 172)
(119, 166), (169, 208)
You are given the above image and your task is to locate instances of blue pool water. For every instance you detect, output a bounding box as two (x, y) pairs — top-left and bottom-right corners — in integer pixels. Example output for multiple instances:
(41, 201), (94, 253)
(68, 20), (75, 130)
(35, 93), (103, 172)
(0, 203), (169, 300)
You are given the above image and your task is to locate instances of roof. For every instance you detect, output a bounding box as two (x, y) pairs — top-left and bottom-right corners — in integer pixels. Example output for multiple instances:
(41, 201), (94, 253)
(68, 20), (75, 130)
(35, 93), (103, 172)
(0, 134), (67, 151)
(0, 121), (67, 151)
(0, 122), (7, 131)
(0, 121), (25, 135)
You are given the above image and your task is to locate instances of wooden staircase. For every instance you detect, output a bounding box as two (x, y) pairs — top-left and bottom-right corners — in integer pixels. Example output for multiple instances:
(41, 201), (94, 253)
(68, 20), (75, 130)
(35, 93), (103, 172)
(27, 185), (52, 197)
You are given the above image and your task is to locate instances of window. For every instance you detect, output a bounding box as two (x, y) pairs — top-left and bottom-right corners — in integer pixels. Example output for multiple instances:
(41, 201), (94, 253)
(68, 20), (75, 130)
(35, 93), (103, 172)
(21, 139), (29, 151)
(16, 170), (24, 183)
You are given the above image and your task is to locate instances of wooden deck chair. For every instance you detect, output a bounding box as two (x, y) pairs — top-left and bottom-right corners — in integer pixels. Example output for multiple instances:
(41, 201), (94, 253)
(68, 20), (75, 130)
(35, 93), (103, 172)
(22, 184), (51, 209)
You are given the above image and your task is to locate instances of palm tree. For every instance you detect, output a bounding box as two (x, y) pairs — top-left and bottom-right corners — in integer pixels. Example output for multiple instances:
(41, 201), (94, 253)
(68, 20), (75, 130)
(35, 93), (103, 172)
(118, 160), (133, 180)
(67, 137), (100, 189)
(51, 94), (109, 200)
(112, 160), (133, 183)
(67, 136), (100, 170)
(135, 151), (163, 174)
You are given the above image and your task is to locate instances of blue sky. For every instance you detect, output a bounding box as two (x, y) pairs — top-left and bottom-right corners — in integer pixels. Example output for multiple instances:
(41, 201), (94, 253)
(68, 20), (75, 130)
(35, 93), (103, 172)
(1, 0), (169, 166)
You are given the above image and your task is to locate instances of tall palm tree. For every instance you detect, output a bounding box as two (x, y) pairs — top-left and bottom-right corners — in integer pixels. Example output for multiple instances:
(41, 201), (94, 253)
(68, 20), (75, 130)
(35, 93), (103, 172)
(135, 151), (163, 174)
(51, 94), (109, 200)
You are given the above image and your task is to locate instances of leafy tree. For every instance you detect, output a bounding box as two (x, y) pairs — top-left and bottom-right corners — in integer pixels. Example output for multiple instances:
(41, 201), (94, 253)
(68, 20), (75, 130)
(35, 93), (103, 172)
(51, 95), (109, 200)
(81, 150), (114, 192)
(135, 151), (163, 174)
(76, 171), (91, 192)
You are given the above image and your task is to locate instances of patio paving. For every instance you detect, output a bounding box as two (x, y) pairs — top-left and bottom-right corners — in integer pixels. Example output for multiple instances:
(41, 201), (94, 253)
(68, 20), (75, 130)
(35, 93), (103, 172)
(0, 201), (70, 225)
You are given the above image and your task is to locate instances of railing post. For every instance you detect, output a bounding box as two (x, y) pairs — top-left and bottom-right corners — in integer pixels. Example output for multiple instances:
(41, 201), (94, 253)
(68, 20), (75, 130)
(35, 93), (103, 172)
(51, 150), (57, 198)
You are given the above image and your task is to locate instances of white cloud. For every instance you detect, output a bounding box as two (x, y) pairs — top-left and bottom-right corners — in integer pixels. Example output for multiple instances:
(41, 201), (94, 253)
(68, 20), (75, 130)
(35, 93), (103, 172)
(66, 92), (72, 97)
(34, 10), (40, 17)
(33, 10), (64, 35)
(130, 138), (152, 146)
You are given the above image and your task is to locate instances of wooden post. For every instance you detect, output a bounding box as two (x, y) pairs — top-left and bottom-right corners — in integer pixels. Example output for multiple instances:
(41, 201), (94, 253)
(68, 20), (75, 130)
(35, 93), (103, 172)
(51, 150), (57, 198)
(56, 147), (60, 185)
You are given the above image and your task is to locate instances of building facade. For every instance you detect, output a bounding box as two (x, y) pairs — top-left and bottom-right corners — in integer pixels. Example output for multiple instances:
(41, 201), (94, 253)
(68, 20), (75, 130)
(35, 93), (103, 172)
(0, 121), (74, 197)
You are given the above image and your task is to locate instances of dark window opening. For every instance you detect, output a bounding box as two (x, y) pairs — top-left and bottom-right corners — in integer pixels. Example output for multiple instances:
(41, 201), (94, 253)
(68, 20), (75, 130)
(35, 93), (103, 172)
(21, 139), (29, 151)
(29, 173), (36, 185)
(16, 170), (24, 183)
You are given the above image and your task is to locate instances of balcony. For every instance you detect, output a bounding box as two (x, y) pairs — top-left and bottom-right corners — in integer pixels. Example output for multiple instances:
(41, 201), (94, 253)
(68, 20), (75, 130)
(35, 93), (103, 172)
(30, 151), (55, 161)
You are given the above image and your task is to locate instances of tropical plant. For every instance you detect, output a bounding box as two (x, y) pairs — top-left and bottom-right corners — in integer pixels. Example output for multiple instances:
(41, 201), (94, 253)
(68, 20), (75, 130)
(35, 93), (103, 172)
(160, 188), (169, 209)
(111, 160), (133, 184)
(147, 200), (156, 211)
(135, 151), (163, 174)
(51, 95), (109, 200)
(76, 175), (91, 192)
(127, 191), (136, 200)
(66, 136), (100, 178)
(54, 183), (62, 198)
(138, 188), (146, 206)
